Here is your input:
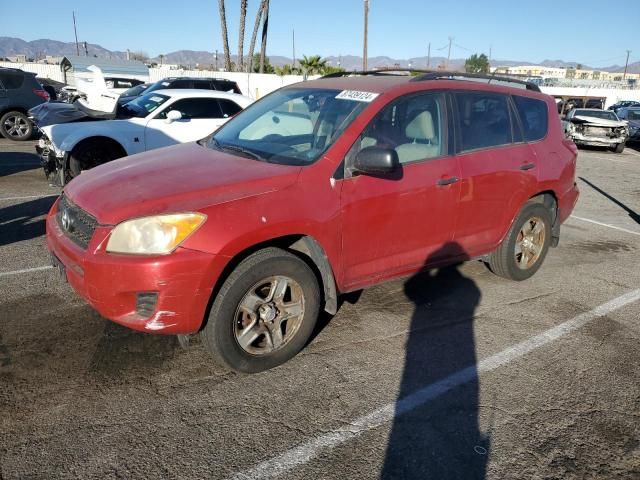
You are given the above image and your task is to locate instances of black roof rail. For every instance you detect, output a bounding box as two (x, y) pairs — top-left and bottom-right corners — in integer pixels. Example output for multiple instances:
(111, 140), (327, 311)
(410, 70), (541, 92)
(320, 68), (435, 79)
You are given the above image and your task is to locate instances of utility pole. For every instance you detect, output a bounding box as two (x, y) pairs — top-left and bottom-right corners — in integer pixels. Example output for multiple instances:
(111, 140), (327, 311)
(427, 42), (431, 69)
(623, 49), (631, 80)
(215, 50), (219, 71)
(72, 12), (80, 56)
(446, 36), (454, 70)
(292, 29), (296, 68)
(83, 41), (88, 57)
(363, 0), (369, 71)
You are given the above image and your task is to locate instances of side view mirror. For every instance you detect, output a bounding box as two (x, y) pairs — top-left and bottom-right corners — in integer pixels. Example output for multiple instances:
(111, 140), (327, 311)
(165, 110), (182, 123)
(353, 147), (400, 177)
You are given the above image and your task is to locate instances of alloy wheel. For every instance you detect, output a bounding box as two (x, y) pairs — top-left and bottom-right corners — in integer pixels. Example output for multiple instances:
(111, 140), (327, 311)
(3, 115), (30, 139)
(514, 216), (546, 270)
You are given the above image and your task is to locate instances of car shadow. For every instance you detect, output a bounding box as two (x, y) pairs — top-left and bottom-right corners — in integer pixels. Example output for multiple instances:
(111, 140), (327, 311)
(0, 196), (57, 246)
(0, 151), (42, 177)
(579, 176), (640, 225)
(381, 242), (489, 480)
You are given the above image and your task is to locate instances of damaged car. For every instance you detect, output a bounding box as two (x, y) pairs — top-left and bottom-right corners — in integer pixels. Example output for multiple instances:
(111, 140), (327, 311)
(563, 108), (629, 153)
(616, 107), (640, 143)
(32, 88), (252, 185)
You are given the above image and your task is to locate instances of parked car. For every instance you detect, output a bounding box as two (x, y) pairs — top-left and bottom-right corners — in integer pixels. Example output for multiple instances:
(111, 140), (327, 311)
(608, 100), (640, 113)
(60, 76), (145, 103)
(616, 107), (640, 143)
(144, 77), (243, 96)
(46, 73), (579, 373)
(563, 108), (629, 153)
(0, 67), (50, 140)
(33, 89), (252, 185)
(37, 77), (67, 102)
(117, 83), (152, 106)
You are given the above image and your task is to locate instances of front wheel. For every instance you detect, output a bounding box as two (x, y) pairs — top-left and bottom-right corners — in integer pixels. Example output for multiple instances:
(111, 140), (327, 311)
(201, 247), (320, 373)
(486, 201), (552, 281)
(610, 143), (625, 154)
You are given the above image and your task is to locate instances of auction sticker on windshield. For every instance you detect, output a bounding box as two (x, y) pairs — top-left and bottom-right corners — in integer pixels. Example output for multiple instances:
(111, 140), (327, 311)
(335, 90), (379, 102)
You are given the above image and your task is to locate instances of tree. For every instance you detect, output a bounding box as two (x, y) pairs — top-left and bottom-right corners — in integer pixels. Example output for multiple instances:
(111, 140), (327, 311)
(247, 0), (267, 73)
(159, 54), (165, 66)
(259, 0), (270, 73)
(275, 64), (301, 76)
(298, 55), (327, 75)
(218, 0), (232, 71)
(250, 53), (274, 74)
(237, 0), (247, 71)
(130, 51), (149, 62)
(464, 53), (490, 74)
(321, 65), (345, 76)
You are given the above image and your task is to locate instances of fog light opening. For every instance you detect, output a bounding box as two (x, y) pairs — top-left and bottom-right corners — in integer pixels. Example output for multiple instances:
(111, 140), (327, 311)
(136, 292), (158, 318)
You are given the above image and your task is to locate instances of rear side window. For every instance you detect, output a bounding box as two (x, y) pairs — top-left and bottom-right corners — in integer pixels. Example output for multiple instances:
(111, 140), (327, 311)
(455, 92), (512, 152)
(0, 71), (25, 89)
(214, 80), (241, 94)
(169, 80), (192, 89)
(513, 96), (548, 142)
(193, 80), (213, 90)
(218, 99), (243, 117)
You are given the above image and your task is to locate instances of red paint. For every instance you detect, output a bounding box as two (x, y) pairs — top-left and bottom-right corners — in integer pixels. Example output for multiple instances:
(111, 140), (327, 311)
(46, 77), (579, 334)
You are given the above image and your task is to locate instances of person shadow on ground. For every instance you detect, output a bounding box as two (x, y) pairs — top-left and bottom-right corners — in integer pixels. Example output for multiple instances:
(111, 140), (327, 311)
(381, 242), (489, 480)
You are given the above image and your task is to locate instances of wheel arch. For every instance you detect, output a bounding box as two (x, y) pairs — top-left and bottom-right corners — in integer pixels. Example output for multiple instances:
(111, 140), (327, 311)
(203, 234), (339, 332)
(69, 135), (127, 159)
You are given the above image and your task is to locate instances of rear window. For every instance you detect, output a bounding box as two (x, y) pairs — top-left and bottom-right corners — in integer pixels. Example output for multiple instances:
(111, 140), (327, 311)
(0, 71), (25, 89)
(513, 96), (548, 142)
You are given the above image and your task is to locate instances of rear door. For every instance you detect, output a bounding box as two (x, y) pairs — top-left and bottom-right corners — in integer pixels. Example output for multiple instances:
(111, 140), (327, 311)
(144, 97), (226, 149)
(340, 91), (461, 289)
(452, 90), (538, 256)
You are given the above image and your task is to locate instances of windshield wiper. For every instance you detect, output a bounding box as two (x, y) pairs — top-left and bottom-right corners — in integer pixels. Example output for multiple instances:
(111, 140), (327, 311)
(215, 140), (266, 162)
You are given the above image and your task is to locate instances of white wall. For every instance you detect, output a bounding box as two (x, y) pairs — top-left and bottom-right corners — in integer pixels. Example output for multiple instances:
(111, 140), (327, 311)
(0, 61), (63, 81)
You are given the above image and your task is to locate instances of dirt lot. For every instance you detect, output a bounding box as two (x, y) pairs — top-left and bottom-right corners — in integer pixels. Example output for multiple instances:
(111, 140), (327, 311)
(1, 138), (639, 480)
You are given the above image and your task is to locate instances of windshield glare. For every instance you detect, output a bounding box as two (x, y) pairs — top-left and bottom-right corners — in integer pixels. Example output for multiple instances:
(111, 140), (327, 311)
(574, 109), (618, 121)
(121, 93), (170, 118)
(208, 88), (369, 165)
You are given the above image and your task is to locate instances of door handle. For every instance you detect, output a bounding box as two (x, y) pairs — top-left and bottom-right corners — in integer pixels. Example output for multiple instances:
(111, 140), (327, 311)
(437, 176), (459, 186)
(519, 163), (536, 171)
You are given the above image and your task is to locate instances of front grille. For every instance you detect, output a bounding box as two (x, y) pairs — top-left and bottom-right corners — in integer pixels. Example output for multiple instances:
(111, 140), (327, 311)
(584, 126), (610, 137)
(56, 194), (98, 249)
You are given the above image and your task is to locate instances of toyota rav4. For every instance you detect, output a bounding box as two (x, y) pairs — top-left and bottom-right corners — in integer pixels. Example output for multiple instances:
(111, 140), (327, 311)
(46, 72), (579, 373)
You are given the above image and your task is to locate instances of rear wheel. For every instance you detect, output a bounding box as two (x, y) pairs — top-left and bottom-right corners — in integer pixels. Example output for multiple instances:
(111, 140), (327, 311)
(487, 201), (552, 281)
(201, 247), (320, 373)
(0, 111), (33, 141)
(68, 139), (124, 179)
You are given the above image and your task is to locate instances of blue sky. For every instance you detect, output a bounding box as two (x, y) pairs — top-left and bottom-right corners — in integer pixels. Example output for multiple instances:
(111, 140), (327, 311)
(1, 0), (638, 66)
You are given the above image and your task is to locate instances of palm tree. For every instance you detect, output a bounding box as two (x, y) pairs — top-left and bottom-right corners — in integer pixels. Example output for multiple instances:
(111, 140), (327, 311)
(298, 55), (327, 75)
(247, 0), (266, 73)
(237, 0), (247, 71)
(217, 0), (231, 71)
(259, 0), (270, 73)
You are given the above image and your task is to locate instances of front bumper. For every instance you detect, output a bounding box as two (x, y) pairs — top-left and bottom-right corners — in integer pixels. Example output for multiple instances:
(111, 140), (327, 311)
(46, 199), (227, 334)
(570, 133), (626, 147)
(36, 135), (66, 185)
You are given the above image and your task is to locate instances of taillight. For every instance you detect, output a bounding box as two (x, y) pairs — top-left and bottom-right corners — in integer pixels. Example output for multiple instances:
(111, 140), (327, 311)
(34, 89), (50, 101)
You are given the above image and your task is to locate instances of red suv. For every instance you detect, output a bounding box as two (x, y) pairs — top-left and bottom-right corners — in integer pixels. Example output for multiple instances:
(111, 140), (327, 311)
(46, 72), (579, 373)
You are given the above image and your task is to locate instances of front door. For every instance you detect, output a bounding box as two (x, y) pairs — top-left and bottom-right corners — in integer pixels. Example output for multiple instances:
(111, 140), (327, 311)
(340, 92), (460, 290)
(145, 98), (227, 150)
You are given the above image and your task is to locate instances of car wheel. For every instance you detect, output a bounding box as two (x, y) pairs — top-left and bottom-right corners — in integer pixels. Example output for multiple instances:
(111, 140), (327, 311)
(0, 111), (33, 141)
(611, 143), (625, 154)
(201, 247), (320, 373)
(486, 201), (552, 281)
(68, 140), (122, 179)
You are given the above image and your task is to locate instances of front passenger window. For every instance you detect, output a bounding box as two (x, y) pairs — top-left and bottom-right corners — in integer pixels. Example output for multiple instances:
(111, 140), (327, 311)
(352, 93), (445, 165)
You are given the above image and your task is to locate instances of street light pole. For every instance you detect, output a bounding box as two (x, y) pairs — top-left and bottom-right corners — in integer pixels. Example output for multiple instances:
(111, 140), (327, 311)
(72, 11), (80, 56)
(623, 50), (631, 80)
(363, 0), (369, 71)
(446, 36), (454, 69)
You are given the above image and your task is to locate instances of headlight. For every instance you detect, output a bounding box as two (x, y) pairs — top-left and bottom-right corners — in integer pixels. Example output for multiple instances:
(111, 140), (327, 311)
(106, 213), (206, 255)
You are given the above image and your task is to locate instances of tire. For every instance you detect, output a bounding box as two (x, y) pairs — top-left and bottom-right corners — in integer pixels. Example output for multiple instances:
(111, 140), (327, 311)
(611, 143), (625, 154)
(68, 140), (123, 179)
(487, 201), (552, 281)
(201, 247), (320, 373)
(0, 111), (33, 141)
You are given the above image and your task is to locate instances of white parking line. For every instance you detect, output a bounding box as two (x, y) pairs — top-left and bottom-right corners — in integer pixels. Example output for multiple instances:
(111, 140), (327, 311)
(0, 194), (58, 202)
(230, 289), (640, 480)
(570, 215), (640, 236)
(625, 149), (640, 157)
(0, 265), (53, 278)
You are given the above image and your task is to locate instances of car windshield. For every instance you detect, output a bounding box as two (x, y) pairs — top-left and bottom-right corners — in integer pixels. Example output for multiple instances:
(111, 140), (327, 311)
(144, 80), (173, 95)
(574, 109), (618, 121)
(120, 93), (170, 118)
(121, 84), (149, 97)
(207, 88), (370, 165)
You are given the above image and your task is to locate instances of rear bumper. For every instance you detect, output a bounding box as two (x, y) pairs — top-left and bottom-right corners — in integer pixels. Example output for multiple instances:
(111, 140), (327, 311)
(558, 182), (580, 225)
(46, 200), (227, 334)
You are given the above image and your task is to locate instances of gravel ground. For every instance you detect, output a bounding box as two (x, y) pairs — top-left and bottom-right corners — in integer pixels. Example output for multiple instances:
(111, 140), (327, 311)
(1, 138), (639, 480)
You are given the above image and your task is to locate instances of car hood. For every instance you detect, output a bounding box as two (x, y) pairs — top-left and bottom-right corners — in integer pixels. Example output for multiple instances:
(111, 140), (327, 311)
(64, 143), (302, 225)
(570, 115), (627, 127)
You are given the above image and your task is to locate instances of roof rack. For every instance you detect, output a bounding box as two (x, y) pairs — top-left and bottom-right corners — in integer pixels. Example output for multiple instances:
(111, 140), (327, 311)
(320, 68), (430, 79)
(410, 71), (541, 92)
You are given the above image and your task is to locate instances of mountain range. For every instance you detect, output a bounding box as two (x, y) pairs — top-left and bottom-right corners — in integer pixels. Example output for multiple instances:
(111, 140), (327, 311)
(1, 37), (638, 74)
